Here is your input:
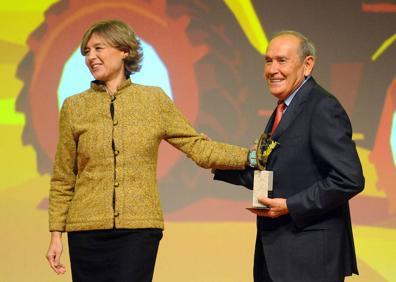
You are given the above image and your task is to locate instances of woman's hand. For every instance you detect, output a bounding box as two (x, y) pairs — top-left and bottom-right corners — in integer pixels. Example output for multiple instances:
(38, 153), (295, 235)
(46, 231), (66, 275)
(200, 132), (211, 141)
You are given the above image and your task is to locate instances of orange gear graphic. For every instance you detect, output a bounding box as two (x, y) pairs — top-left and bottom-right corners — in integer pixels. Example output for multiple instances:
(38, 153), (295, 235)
(16, 0), (208, 176)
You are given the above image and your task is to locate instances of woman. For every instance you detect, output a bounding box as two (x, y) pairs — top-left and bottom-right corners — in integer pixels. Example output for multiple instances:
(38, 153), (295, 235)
(46, 20), (249, 281)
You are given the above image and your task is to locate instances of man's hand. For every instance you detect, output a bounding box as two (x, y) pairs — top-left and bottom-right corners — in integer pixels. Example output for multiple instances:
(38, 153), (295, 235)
(248, 196), (289, 218)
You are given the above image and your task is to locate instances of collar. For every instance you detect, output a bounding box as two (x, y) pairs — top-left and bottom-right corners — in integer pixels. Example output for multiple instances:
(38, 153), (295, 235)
(284, 75), (311, 107)
(90, 78), (132, 95)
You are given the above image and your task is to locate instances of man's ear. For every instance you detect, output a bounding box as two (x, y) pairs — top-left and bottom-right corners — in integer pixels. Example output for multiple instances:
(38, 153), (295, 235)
(303, 56), (315, 76)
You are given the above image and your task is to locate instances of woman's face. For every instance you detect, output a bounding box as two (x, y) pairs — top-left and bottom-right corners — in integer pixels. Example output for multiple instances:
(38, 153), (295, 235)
(84, 33), (128, 84)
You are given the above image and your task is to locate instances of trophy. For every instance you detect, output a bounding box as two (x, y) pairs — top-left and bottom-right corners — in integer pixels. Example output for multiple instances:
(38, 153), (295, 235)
(249, 133), (279, 210)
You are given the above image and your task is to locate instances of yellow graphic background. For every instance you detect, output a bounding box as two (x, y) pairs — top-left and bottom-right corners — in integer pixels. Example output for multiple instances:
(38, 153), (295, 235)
(0, 1), (395, 281)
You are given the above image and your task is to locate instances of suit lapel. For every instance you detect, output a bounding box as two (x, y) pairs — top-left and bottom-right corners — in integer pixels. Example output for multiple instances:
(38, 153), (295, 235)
(271, 77), (316, 139)
(265, 110), (276, 134)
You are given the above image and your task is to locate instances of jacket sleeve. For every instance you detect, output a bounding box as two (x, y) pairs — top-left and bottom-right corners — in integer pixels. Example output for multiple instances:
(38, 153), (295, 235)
(158, 89), (248, 170)
(48, 98), (77, 232)
(287, 96), (365, 228)
(213, 168), (254, 190)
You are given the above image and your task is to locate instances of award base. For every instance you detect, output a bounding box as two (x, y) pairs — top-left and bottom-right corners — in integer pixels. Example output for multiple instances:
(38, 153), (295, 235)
(251, 170), (273, 209)
(246, 207), (270, 212)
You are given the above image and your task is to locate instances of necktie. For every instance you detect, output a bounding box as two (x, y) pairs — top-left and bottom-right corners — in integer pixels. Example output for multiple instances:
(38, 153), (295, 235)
(271, 101), (286, 135)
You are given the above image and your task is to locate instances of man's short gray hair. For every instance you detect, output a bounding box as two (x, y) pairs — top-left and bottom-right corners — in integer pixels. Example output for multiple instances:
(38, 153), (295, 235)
(272, 30), (316, 60)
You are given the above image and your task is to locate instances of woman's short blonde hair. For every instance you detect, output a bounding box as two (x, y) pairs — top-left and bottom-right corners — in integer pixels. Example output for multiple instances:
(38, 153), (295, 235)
(80, 20), (142, 77)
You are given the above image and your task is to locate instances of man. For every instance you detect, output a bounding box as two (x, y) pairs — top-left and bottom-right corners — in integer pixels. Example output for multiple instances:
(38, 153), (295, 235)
(214, 31), (364, 282)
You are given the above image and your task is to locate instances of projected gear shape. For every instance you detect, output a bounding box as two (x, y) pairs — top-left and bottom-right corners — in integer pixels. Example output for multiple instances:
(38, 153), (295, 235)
(16, 0), (267, 213)
(16, 0), (208, 177)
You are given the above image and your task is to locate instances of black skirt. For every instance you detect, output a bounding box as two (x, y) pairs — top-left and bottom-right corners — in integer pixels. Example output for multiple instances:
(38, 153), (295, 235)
(68, 228), (163, 282)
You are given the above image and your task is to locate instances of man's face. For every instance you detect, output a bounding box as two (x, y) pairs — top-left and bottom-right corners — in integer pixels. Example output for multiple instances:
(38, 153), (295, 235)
(264, 35), (314, 100)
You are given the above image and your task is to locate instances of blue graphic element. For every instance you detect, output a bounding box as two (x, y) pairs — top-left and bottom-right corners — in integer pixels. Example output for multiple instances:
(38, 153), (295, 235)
(57, 40), (173, 108)
(391, 112), (396, 165)
(133, 42), (173, 100)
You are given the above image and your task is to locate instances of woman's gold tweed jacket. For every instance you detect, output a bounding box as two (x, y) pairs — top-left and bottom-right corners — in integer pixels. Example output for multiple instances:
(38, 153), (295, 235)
(49, 79), (248, 232)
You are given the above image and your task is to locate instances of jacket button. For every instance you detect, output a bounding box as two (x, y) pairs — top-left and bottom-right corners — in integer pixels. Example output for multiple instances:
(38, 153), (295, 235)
(114, 182), (119, 187)
(114, 150), (119, 156)
(113, 120), (118, 126)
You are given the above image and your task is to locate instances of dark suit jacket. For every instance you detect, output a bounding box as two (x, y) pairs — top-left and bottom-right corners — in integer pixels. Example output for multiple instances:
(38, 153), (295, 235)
(214, 77), (364, 282)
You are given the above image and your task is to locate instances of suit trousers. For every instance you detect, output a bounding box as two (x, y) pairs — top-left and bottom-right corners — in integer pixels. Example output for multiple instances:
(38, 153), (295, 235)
(68, 228), (163, 282)
(254, 234), (273, 282)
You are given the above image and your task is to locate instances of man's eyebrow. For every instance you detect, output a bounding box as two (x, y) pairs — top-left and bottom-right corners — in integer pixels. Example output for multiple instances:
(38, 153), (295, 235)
(264, 55), (288, 60)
